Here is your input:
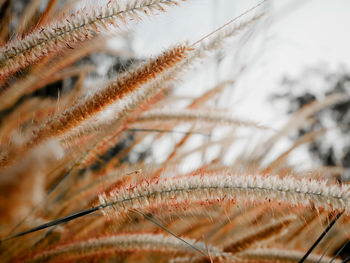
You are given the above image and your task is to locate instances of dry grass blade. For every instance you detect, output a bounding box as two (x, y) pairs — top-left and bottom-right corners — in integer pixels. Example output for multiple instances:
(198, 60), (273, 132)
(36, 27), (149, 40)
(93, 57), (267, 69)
(223, 215), (295, 254)
(29, 232), (227, 262)
(299, 211), (343, 263)
(238, 248), (342, 263)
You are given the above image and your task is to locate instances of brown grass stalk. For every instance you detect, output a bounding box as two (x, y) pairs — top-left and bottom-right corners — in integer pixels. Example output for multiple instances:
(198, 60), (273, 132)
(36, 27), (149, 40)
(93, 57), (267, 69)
(0, 45), (190, 169)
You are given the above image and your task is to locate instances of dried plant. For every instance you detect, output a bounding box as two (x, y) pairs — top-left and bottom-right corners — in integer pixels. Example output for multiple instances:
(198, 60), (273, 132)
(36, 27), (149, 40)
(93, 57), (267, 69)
(0, 1), (349, 263)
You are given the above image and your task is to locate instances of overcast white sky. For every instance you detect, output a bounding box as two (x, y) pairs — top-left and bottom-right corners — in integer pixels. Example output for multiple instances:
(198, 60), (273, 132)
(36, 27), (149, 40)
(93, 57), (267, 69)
(129, 0), (350, 125)
(120, 0), (350, 169)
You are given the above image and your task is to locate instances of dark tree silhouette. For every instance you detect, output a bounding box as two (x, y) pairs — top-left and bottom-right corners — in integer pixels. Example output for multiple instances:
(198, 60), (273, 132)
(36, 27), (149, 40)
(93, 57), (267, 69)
(275, 66), (350, 180)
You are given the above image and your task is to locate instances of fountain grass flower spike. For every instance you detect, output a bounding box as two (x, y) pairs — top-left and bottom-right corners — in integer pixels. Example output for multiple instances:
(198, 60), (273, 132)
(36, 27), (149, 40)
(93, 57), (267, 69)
(0, 1), (349, 262)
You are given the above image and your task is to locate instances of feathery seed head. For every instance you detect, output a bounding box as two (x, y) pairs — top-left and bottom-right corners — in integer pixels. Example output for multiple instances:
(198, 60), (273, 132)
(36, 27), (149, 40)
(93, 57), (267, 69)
(100, 173), (350, 218)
